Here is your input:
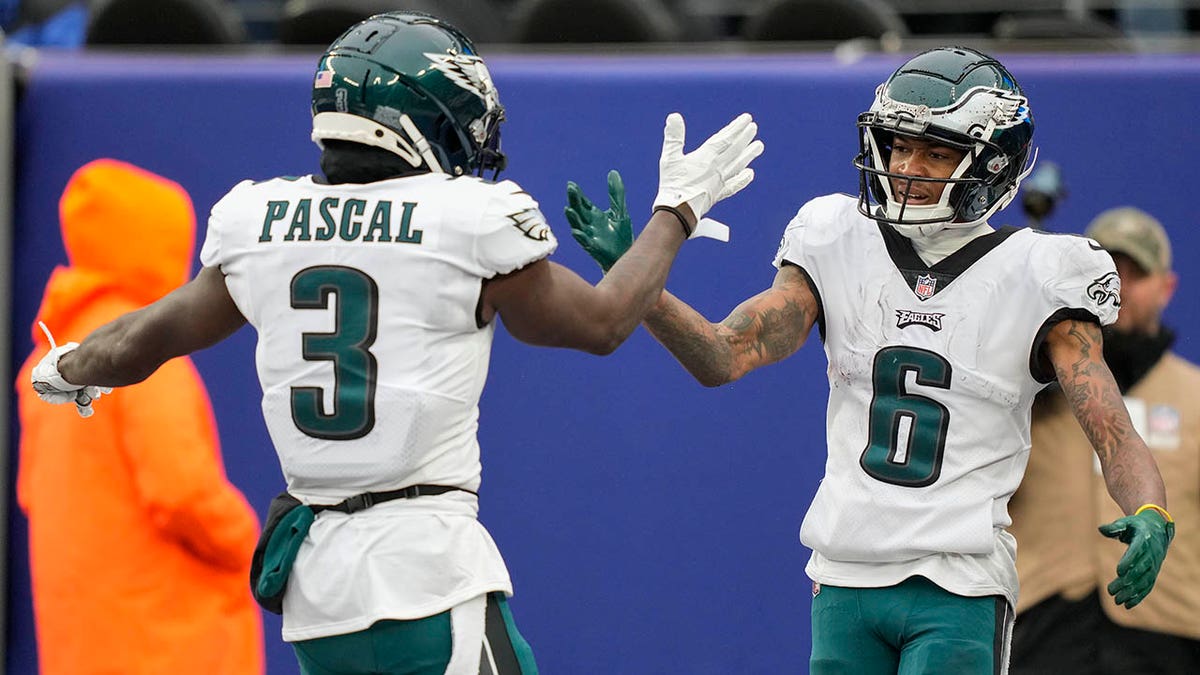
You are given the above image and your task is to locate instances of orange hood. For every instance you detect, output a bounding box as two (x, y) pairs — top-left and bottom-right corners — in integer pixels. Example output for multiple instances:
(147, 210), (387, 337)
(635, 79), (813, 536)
(32, 159), (196, 343)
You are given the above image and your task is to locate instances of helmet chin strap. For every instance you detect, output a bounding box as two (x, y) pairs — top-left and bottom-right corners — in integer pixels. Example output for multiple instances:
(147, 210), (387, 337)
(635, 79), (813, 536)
(889, 220), (953, 238)
(889, 206), (989, 238)
(884, 202), (956, 233)
(1013, 146), (1038, 190)
(396, 115), (446, 173)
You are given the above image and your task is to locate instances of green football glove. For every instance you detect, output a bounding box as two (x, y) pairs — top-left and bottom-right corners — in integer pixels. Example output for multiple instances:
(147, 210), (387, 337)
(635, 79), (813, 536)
(1098, 505), (1175, 609)
(565, 169), (632, 272)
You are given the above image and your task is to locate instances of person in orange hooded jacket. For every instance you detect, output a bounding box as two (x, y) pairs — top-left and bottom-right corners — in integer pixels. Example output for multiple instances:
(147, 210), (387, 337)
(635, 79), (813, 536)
(15, 158), (264, 675)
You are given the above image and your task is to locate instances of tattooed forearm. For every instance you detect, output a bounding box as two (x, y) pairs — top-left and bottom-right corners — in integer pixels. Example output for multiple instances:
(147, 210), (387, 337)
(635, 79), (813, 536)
(645, 271), (814, 387)
(1055, 322), (1130, 465)
(645, 294), (736, 387)
(1049, 319), (1167, 513)
(720, 295), (810, 367)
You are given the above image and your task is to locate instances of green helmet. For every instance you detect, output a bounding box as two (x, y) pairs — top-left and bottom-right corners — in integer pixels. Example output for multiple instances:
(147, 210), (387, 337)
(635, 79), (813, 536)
(854, 46), (1036, 234)
(311, 12), (506, 177)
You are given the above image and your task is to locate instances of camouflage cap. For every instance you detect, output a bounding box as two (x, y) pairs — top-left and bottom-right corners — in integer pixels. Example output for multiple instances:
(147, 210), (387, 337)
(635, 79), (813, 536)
(1084, 206), (1172, 274)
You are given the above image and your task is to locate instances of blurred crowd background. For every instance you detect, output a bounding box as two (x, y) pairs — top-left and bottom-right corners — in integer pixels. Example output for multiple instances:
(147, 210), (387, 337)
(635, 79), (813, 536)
(1, 0), (1198, 51)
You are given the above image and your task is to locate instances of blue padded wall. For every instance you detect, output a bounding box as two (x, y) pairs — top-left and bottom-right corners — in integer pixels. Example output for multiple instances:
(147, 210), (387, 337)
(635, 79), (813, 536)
(8, 51), (1200, 674)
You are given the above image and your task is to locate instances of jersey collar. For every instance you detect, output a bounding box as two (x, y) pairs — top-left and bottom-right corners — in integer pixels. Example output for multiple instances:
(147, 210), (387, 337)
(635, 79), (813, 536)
(877, 223), (1020, 301)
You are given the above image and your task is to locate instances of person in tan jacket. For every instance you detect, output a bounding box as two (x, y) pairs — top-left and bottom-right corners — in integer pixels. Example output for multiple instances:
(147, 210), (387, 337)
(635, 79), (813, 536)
(1010, 206), (1200, 673)
(15, 159), (264, 675)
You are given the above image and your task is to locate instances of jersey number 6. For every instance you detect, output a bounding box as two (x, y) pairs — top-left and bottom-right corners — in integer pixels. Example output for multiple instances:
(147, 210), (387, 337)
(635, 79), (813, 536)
(859, 346), (952, 487)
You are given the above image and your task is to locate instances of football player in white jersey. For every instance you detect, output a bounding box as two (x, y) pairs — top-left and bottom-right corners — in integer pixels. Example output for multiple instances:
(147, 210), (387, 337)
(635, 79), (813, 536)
(566, 46), (1174, 674)
(26, 12), (763, 675)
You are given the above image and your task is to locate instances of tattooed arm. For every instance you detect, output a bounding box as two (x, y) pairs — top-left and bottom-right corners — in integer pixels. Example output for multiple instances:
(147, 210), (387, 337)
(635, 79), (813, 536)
(643, 263), (817, 387)
(1045, 318), (1167, 513)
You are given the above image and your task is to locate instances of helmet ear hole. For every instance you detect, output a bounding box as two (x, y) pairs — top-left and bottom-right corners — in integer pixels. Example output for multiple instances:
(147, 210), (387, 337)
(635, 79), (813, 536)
(433, 114), (468, 172)
(438, 117), (464, 154)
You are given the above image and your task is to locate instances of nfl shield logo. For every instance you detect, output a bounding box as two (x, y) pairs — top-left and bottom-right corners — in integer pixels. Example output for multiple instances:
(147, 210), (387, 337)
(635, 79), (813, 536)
(1147, 404), (1181, 448)
(914, 274), (937, 299)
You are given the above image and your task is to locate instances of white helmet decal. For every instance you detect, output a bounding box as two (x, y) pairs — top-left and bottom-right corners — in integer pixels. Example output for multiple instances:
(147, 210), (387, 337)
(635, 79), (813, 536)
(875, 86), (1030, 139)
(424, 52), (502, 146)
(424, 53), (497, 103)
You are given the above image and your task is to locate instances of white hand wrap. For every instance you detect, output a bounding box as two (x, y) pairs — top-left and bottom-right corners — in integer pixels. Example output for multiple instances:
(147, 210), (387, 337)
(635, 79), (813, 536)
(653, 112), (764, 222)
(30, 326), (112, 418)
(31, 342), (86, 403)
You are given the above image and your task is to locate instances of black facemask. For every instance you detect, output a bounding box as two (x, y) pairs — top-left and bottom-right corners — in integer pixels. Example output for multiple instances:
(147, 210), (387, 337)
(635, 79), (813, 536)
(1102, 325), (1175, 393)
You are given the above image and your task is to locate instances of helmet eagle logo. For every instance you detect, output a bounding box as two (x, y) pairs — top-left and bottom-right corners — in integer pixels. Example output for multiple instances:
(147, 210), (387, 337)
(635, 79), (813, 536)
(990, 90), (1030, 129)
(424, 52), (500, 112)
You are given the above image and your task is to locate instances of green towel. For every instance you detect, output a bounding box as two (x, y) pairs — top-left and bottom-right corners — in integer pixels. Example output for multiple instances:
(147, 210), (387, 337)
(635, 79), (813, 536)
(257, 504), (314, 599)
(249, 491), (313, 614)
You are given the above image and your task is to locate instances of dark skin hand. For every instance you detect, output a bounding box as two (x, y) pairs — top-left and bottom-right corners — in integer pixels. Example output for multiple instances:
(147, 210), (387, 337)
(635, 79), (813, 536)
(482, 206), (693, 355)
(57, 266), (247, 387)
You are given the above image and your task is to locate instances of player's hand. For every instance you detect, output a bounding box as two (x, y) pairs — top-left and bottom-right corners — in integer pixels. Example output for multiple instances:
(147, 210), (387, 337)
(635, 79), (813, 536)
(565, 169), (632, 272)
(1099, 508), (1175, 609)
(653, 112), (763, 221)
(30, 323), (111, 418)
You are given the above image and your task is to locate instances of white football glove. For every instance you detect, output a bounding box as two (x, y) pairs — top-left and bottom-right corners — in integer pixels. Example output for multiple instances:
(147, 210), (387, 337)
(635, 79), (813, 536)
(30, 322), (111, 418)
(653, 112), (764, 223)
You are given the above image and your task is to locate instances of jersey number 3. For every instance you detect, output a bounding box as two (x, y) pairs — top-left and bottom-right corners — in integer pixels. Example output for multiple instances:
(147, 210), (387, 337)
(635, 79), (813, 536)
(859, 346), (951, 487)
(290, 265), (379, 440)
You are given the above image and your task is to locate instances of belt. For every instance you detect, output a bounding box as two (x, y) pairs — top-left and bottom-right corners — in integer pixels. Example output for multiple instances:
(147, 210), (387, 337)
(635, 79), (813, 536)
(310, 484), (476, 515)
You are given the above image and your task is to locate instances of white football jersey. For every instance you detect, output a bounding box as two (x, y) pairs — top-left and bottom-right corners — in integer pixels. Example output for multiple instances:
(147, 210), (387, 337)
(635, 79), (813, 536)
(200, 172), (556, 639)
(773, 194), (1119, 605)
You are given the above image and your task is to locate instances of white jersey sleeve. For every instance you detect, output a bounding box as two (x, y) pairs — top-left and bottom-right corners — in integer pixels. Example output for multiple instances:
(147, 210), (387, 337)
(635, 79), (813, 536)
(1038, 233), (1121, 327)
(772, 206), (808, 270)
(770, 195), (860, 339)
(774, 195), (825, 271)
(199, 179), (255, 269)
(772, 194), (856, 271)
(471, 179), (557, 277)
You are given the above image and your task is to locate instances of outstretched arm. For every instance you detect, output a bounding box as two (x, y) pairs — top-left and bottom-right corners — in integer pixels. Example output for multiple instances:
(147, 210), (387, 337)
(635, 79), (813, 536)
(56, 265), (247, 387)
(482, 207), (689, 355)
(644, 264), (817, 387)
(485, 112), (763, 356)
(1046, 317), (1174, 609)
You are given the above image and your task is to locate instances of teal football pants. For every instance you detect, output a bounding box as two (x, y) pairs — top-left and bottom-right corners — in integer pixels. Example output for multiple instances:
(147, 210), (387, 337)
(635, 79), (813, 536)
(811, 575), (1012, 675)
(292, 592), (537, 675)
